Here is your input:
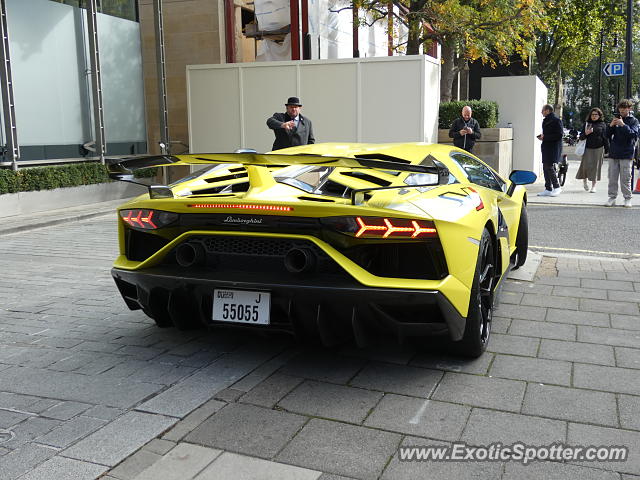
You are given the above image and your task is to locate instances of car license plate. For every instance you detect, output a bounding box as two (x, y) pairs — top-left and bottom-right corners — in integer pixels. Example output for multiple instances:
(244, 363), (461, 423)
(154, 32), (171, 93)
(212, 289), (270, 325)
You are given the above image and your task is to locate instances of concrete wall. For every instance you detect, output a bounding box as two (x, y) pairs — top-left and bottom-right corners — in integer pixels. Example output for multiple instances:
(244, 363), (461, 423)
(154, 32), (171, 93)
(0, 182), (142, 218)
(186, 55), (441, 153)
(481, 76), (548, 174)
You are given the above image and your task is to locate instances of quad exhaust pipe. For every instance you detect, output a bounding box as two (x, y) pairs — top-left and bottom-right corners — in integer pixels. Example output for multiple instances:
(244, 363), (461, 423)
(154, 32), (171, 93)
(284, 248), (316, 273)
(175, 242), (205, 268)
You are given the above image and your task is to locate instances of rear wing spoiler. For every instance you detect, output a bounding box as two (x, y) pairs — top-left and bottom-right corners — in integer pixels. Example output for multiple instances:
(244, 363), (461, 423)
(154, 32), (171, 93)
(106, 152), (450, 200)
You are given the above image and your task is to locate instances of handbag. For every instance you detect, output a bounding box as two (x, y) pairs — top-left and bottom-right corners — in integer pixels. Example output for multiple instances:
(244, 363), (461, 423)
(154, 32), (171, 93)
(575, 139), (586, 156)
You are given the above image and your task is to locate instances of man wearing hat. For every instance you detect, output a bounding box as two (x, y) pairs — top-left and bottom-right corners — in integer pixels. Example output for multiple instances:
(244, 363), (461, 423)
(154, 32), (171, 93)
(266, 97), (315, 150)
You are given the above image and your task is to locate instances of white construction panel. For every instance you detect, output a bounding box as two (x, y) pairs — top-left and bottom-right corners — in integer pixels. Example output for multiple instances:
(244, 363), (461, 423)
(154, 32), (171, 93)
(360, 58), (424, 143)
(422, 60), (440, 142)
(188, 68), (242, 152)
(482, 76), (547, 174)
(242, 64), (297, 151)
(187, 56), (440, 154)
(299, 62), (358, 143)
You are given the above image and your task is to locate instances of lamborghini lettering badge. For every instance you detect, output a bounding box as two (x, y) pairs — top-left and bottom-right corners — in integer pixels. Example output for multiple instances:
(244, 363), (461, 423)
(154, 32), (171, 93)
(223, 216), (263, 224)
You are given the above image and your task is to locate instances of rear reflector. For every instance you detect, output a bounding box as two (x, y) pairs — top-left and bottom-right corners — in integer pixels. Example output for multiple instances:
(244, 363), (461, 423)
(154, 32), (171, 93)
(187, 204), (293, 212)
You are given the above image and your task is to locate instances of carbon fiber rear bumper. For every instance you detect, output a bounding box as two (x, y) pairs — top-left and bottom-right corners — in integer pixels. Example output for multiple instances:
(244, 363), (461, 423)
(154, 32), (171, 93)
(111, 267), (467, 344)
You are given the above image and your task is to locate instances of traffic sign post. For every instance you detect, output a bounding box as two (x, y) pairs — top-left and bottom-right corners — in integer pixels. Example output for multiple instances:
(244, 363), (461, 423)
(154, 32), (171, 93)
(603, 62), (624, 77)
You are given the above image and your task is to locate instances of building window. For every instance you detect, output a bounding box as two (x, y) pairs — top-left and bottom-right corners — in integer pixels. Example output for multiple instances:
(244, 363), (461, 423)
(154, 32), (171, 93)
(49, 0), (138, 22)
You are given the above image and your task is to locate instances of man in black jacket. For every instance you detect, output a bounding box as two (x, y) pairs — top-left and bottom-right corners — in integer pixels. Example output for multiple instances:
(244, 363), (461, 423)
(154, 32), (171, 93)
(537, 104), (563, 197)
(449, 106), (481, 152)
(266, 97), (315, 151)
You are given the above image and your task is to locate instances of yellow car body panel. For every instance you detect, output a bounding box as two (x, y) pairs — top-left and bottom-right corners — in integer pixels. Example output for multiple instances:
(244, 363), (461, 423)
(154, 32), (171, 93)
(113, 229), (472, 316)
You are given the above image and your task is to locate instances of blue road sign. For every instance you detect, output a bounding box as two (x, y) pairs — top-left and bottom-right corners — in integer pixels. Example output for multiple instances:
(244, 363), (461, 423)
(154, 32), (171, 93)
(603, 62), (624, 77)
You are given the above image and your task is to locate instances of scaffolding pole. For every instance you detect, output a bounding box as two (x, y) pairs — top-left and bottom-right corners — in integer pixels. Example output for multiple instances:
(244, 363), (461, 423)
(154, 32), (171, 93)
(86, 0), (106, 163)
(0, 0), (19, 170)
(153, 0), (170, 155)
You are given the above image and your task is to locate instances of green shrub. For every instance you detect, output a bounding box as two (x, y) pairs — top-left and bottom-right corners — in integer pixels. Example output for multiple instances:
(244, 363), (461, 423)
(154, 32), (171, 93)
(439, 100), (499, 129)
(0, 162), (158, 195)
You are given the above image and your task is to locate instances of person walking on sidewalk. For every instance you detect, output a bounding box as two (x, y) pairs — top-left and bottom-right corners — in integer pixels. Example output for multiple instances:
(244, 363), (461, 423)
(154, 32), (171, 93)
(449, 106), (482, 153)
(605, 99), (639, 207)
(537, 104), (564, 197)
(576, 107), (608, 193)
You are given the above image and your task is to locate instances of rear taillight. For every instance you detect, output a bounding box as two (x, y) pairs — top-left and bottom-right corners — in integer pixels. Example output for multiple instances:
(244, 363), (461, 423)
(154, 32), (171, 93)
(119, 209), (178, 230)
(322, 216), (437, 239)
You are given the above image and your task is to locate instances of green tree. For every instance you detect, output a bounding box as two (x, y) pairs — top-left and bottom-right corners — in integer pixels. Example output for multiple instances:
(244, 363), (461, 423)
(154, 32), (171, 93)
(353, 0), (544, 101)
(533, 0), (628, 114)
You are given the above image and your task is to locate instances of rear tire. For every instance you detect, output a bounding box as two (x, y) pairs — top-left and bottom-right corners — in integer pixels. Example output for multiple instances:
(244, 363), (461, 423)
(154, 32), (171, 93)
(454, 228), (495, 358)
(512, 204), (528, 270)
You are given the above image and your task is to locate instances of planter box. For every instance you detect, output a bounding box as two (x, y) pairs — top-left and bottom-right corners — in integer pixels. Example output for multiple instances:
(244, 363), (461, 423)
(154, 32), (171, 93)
(0, 181), (144, 219)
(438, 128), (513, 177)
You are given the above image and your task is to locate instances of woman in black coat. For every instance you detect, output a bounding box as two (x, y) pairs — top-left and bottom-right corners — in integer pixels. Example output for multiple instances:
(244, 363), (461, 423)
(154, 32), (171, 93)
(576, 107), (608, 193)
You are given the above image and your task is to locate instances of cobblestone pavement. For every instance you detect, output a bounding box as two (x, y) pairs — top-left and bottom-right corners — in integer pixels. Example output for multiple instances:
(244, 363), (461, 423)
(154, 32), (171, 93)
(1, 215), (640, 479)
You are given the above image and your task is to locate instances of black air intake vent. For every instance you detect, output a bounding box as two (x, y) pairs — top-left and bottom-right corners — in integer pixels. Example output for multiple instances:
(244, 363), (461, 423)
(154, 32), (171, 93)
(297, 196), (335, 202)
(340, 171), (391, 186)
(125, 230), (170, 262)
(189, 182), (249, 196)
(205, 172), (248, 183)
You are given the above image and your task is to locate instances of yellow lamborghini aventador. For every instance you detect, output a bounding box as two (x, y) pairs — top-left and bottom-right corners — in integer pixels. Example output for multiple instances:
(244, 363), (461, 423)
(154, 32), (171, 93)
(107, 143), (536, 357)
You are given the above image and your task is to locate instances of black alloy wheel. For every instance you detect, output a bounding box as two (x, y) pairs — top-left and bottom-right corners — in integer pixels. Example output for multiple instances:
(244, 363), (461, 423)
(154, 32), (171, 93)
(455, 228), (495, 357)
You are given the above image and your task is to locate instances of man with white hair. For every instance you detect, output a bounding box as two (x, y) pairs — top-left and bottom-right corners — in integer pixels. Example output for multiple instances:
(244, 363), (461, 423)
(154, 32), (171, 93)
(449, 106), (482, 153)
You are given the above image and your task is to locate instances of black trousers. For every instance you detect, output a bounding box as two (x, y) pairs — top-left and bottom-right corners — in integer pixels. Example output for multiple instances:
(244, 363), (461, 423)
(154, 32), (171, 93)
(542, 162), (560, 190)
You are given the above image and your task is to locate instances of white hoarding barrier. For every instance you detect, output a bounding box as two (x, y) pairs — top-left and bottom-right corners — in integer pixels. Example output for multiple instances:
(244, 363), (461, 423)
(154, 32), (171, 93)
(482, 76), (548, 174)
(187, 55), (440, 153)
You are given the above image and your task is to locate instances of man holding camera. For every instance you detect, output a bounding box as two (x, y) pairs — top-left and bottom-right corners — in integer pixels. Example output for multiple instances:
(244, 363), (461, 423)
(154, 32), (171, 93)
(605, 99), (638, 207)
(449, 106), (481, 153)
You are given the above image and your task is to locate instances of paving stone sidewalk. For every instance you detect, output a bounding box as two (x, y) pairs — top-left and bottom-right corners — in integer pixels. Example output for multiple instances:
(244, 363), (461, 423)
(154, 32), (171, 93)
(1, 208), (640, 479)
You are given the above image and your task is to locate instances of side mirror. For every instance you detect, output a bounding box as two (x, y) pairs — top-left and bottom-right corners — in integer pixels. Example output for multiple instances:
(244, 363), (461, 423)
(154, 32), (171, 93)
(507, 170), (537, 196)
(149, 185), (174, 199)
(509, 170), (537, 185)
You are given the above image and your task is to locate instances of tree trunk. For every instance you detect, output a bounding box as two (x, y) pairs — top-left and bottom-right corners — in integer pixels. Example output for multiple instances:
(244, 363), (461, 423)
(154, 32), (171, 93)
(554, 67), (564, 119)
(406, 18), (421, 54)
(440, 43), (456, 102)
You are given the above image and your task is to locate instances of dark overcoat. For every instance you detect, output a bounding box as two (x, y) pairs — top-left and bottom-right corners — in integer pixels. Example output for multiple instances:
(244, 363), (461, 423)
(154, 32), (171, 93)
(541, 112), (563, 164)
(266, 112), (315, 151)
